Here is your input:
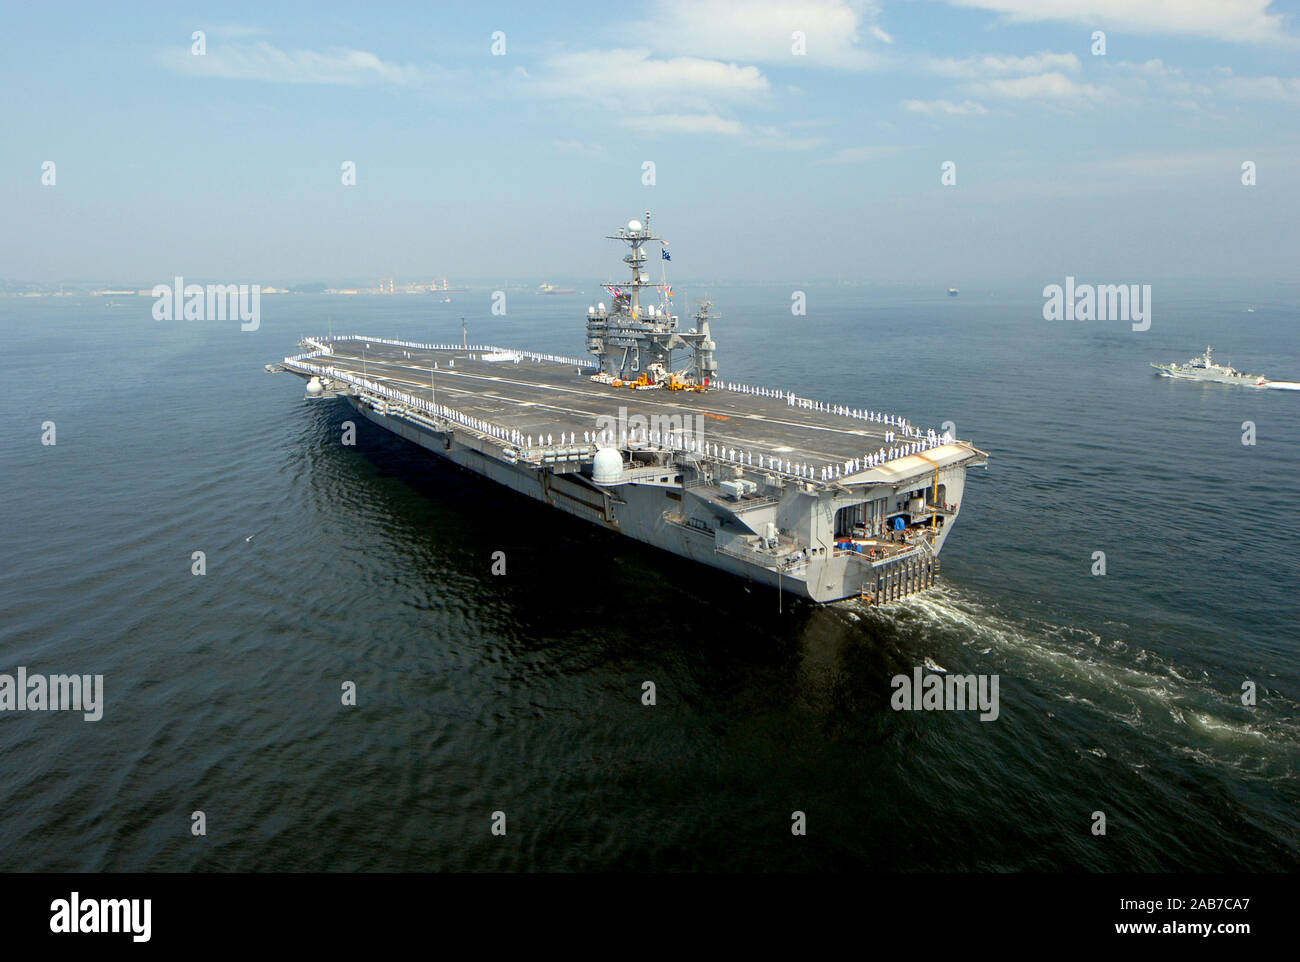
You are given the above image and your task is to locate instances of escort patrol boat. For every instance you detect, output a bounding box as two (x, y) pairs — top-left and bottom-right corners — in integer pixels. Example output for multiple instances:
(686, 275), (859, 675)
(1151, 346), (1268, 385)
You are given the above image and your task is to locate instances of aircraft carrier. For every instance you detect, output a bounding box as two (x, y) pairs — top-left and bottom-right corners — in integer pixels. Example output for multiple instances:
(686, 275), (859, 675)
(271, 212), (988, 604)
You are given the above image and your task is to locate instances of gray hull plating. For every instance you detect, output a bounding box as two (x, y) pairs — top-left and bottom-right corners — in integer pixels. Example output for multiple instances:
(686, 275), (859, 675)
(347, 396), (972, 603)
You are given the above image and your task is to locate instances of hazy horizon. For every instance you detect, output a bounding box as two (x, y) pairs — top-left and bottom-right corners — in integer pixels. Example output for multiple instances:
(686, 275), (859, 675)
(3, 1), (1298, 287)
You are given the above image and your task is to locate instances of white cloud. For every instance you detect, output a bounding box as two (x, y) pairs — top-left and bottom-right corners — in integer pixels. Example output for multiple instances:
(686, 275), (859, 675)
(903, 98), (989, 115)
(550, 140), (606, 156)
(621, 114), (828, 149)
(159, 41), (427, 86)
(1219, 74), (1300, 102)
(1116, 58), (1172, 77)
(747, 126), (830, 150)
(928, 52), (1081, 78)
(1069, 148), (1266, 179)
(628, 0), (890, 69)
(820, 145), (917, 164)
(944, 0), (1296, 46)
(535, 49), (768, 112)
(968, 71), (1108, 102)
(935, 147), (1291, 207)
(1086, 58), (1300, 110)
(622, 114), (746, 136)
(206, 24), (272, 39)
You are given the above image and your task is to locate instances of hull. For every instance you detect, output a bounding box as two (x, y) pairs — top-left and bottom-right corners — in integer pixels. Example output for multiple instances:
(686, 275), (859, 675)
(1153, 367), (1265, 386)
(345, 396), (970, 603)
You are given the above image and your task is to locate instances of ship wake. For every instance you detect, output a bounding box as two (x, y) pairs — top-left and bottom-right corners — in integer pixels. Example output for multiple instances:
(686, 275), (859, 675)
(842, 585), (1300, 782)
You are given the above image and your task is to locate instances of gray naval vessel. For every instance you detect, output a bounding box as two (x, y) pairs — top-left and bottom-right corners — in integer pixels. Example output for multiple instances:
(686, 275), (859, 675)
(1151, 346), (1268, 386)
(272, 212), (988, 604)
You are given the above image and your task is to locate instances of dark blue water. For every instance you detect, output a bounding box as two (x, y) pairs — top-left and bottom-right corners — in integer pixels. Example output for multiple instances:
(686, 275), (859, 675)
(1, 287), (1296, 871)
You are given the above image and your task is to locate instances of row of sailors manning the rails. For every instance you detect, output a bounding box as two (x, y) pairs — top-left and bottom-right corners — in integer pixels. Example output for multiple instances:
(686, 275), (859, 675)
(318, 356), (950, 478)
(527, 428), (946, 478)
(510, 419), (949, 482)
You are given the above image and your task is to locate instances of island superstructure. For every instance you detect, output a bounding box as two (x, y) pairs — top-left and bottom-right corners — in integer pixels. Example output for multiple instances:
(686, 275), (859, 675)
(272, 212), (989, 604)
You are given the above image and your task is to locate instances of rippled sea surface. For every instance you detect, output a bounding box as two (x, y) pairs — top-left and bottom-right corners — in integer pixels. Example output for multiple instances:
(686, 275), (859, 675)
(1, 286), (1296, 871)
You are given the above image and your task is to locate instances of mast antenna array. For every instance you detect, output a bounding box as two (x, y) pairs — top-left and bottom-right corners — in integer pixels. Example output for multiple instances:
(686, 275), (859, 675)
(585, 212), (718, 386)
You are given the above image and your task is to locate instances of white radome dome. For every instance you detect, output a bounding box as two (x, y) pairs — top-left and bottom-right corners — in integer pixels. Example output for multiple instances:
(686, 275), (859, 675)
(592, 447), (624, 485)
(306, 377), (324, 396)
(628, 219), (642, 232)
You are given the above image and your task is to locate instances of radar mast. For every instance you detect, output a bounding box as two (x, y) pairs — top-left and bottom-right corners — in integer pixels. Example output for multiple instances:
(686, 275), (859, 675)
(584, 212), (719, 387)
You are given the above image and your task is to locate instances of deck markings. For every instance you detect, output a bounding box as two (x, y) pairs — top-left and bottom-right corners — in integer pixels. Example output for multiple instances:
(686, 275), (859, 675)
(321, 344), (910, 464)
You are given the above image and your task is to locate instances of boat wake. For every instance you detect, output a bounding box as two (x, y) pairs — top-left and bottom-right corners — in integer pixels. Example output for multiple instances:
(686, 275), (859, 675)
(844, 585), (1300, 782)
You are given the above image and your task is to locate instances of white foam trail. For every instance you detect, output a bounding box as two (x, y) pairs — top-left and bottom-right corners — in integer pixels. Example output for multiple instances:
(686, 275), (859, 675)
(1263, 381), (1300, 391)
(847, 585), (1300, 777)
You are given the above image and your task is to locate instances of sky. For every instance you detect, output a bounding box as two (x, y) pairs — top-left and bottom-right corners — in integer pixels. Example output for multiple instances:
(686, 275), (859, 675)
(2, 0), (1298, 286)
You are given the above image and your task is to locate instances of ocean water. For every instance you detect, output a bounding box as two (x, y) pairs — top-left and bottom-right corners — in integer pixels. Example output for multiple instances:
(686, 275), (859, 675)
(1, 286), (1296, 871)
